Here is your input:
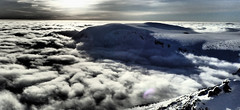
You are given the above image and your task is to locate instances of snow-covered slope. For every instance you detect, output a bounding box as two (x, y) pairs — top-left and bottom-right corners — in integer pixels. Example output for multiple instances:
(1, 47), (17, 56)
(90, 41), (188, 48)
(73, 22), (240, 63)
(130, 79), (240, 110)
(73, 23), (191, 67)
(73, 23), (156, 49)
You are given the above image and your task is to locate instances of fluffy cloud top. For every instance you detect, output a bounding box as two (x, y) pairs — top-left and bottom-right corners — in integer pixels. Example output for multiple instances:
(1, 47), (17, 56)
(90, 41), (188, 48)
(0, 21), (240, 109)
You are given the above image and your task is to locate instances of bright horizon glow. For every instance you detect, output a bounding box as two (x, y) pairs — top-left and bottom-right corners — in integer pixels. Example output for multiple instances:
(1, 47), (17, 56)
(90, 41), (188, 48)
(48, 0), (101, 9)
(0, 0), (239, 21)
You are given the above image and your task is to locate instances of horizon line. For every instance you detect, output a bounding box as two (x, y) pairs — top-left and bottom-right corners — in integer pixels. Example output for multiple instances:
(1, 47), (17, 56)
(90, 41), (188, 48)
(0, 18), (238, 23)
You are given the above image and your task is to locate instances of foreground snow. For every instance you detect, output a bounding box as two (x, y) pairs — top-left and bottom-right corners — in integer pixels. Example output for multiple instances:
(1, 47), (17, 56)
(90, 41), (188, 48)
(130, 79), (240, 110)
(0, 20), (240, 110)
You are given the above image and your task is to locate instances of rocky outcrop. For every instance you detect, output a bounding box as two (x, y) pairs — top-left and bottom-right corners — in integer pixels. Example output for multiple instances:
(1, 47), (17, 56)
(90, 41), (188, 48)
(233, 68), (240, 76)
(136, 79), (235, 110)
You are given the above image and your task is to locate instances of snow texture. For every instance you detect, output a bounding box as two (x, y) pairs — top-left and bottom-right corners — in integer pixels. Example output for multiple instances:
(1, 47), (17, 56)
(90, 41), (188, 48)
(132, 80), (240, 110)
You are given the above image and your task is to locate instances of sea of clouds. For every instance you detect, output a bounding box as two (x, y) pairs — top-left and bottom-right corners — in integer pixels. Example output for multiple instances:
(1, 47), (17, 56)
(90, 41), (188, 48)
(0, 20), (240, 110)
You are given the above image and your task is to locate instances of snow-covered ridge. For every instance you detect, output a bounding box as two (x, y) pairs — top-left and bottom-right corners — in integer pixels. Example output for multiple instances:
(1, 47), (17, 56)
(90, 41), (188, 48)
(73, 23), (156, 49)
(73, 22), (240, 62)
(130, 79), (240, 110)
(72, 23), (197, 67)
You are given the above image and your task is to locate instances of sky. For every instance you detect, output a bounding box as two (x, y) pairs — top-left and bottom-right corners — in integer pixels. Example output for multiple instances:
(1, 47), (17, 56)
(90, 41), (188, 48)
(0, 0), (240, 21)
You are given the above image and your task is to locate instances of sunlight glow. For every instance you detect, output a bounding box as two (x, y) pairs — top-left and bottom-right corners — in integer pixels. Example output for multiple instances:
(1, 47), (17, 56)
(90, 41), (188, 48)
(49, 0), (101, 9)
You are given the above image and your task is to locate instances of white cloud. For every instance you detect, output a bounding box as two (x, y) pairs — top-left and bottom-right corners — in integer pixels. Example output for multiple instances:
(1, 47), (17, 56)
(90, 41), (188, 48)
(185, 53), (240, 73)
(0, 91), (25, 110)
(13, 71), (58, 88)
(68, 83), (84, 98)
(46, 55), (79, 65)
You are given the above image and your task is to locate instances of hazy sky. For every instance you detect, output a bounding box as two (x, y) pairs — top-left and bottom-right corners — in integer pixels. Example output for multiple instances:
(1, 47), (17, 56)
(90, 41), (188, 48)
(0, 0), (239, 21)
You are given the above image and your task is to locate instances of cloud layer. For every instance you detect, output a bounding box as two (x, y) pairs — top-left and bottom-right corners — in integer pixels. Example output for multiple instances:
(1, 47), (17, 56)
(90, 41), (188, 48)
(0, 21), (240, 109)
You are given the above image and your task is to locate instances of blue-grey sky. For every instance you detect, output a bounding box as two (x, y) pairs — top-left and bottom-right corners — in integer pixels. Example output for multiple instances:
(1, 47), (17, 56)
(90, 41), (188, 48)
(0, 0), (239, 21)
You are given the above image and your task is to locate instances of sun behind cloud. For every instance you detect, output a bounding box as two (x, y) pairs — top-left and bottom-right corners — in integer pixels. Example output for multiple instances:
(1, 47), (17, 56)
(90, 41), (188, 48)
(48, 0), (102, 9)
